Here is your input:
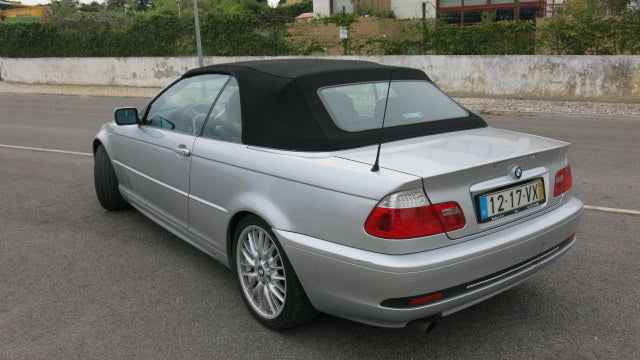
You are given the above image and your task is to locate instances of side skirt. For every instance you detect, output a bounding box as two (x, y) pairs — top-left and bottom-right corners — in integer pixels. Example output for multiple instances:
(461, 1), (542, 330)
(120, 187), (231, 268)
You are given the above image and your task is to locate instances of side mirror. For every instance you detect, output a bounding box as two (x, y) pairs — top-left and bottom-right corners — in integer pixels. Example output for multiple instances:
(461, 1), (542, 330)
(114, 108), (139, 125)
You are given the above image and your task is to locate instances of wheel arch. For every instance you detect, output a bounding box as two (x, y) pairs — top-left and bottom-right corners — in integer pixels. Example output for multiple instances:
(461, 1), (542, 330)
(226, 211), (252, 263)
(225, 204), (292, 266)
(92, 138), (102, 154)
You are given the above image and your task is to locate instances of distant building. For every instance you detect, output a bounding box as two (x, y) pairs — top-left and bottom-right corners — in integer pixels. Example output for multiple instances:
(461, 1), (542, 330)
(312, 0), (556, 24)
(295, 12), (315, 21)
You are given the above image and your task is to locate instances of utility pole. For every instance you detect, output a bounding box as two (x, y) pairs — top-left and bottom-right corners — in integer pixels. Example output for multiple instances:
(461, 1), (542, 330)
(514, 0), (520, 21)
(193, 0), (204, 68)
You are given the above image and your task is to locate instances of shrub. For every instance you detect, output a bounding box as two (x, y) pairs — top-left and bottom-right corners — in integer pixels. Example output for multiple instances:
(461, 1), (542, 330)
(537, 0), (640, 54)
(407, 12), (536, 55)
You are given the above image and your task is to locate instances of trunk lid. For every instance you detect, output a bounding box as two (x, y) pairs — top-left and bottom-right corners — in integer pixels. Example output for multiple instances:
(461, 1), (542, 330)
(336, 127), (570, 239)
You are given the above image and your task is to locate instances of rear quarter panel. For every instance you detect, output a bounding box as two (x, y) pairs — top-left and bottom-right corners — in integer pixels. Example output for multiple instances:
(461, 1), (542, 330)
(188, 138), (437, 257)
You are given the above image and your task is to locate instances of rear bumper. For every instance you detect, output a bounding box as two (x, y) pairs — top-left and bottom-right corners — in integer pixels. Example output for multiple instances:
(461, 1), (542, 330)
(275, 197), (583, 328)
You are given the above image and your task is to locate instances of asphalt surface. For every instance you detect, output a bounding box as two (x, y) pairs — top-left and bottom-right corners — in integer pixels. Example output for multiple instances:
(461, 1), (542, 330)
(1, 93), (639, 360)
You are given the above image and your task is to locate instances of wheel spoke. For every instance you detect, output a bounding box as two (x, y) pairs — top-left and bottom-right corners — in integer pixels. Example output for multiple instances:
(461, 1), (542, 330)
(265, 243), (275, 258)
(239, 261), (254, 268)
(272, 281), (285, 294)
(242, 271), (257, 278)
(241, 248), (255, 265)
(269, 253), (281, 267)
(267, 288), (281, 312)
(268, 283), (285, 303)
(271, 273), (285, 282)
(260, 232), (269, 257)
(263, 284), (275, 313)
(247, 232), (259, 258)
(254, 282), (265, 309)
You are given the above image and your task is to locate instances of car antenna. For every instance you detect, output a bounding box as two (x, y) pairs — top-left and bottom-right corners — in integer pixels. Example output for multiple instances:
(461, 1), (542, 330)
(371, 68), (393, 172)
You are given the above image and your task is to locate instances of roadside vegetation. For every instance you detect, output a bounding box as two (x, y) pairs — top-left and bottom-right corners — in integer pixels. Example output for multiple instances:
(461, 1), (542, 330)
(0, 0), (638, 57)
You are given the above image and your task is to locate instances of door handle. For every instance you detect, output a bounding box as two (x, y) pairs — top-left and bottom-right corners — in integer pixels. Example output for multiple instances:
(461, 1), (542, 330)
(174, 145), (191, 157)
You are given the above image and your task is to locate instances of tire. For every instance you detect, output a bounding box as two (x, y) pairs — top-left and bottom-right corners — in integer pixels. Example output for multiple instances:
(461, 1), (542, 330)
(94, 144), (130, 211)
(233, 215), (317, 330)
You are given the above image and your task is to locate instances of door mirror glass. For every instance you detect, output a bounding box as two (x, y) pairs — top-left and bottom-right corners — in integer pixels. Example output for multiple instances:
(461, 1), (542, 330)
(114, 108), (139, 125)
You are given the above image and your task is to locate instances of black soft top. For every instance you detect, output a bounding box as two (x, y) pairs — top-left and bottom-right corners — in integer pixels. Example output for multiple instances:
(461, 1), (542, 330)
(184, 59), (486, 151)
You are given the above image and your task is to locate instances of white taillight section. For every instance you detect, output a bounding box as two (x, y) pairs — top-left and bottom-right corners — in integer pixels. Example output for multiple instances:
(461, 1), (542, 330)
(364, 189), (466, 239)
(378, 188), (429, 208)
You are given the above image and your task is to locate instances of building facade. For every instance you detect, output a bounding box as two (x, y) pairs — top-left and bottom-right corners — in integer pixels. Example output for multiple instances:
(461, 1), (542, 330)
(312, 0), (555, 24)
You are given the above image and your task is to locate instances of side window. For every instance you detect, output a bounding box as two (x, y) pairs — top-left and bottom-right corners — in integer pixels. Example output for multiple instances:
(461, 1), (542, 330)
(201, 77), (242, 143)
(144, 74), (229, 135)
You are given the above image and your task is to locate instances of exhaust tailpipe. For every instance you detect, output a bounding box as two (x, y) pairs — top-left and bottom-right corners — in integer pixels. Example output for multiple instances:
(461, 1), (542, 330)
(406, 319), (437, 334)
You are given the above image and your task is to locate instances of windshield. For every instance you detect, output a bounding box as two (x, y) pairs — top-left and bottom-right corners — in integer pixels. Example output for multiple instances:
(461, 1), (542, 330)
(318, 81), (469, 132)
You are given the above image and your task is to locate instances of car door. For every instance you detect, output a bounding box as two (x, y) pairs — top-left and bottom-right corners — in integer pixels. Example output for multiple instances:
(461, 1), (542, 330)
(188, 77), (243, 251)
(117, 74), (230, 228)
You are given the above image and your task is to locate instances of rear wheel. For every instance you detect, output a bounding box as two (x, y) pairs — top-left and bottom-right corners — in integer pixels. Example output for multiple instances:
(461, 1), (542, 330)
(94, 144), (129, 211)
(233, 216), (317, 329)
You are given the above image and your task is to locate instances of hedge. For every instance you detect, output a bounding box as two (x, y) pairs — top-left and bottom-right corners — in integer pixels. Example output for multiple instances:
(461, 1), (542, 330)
(0, 2), (637, 58)
(0, 11), (297, 57)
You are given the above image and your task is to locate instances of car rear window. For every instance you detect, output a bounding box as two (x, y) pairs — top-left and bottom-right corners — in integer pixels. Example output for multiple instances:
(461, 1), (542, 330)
(318, 81), (469, 132)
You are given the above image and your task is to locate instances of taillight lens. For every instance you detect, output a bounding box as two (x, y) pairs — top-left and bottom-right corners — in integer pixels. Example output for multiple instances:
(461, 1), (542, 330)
(364, 189), (465, 239)
(554, 165), (573, 197)
(433, 202), (466, 232)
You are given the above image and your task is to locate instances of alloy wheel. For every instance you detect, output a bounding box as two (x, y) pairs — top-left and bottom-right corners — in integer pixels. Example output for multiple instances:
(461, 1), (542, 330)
(236, 225), (287, 319)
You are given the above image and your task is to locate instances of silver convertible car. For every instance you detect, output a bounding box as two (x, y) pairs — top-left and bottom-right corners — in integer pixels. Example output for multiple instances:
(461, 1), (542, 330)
(93, 59), (582, 330)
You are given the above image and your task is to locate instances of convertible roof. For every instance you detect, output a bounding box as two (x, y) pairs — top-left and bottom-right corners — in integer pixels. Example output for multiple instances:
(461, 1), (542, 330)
(185, 59), (427, 83)
(184, 59), (486, 151)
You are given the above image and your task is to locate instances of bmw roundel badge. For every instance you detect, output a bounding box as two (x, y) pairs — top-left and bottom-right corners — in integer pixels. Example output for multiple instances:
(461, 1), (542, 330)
(509, 165), (523, 179)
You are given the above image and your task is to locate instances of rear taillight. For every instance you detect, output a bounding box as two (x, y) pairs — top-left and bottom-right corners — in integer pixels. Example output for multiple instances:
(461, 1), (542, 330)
(364, 189), (465, 239)
(554, 165), (573, 197)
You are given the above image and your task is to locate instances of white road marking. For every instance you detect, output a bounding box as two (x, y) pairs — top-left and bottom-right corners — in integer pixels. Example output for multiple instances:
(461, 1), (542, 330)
(583, 205), (640, 216)
(1, 143), (640, 216)
(0, 143), (92, 156)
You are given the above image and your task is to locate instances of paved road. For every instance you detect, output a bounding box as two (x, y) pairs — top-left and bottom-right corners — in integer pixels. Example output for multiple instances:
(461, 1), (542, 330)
(1, 93), (639, 359)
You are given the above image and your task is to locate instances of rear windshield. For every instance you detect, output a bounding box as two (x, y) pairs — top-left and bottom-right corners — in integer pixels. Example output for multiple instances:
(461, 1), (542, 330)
(318, 81), (468, 132)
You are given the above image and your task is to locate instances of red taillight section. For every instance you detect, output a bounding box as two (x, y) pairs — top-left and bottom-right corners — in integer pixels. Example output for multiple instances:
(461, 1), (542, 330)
(433, 202), (466, 232)
(408, 292), (444, 306)
(554, 165), (573, 197)
(364, 189), (465, 239)
(365, 206), (444, 239)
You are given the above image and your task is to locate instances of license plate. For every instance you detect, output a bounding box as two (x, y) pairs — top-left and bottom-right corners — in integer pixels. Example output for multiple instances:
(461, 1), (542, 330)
(477, 179), (545, 223)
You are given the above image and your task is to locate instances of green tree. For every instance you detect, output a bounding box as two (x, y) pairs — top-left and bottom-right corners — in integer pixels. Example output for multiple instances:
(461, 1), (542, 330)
(105, 0), (126, 11)
(48, 0), (79, 19)
(79, 1), (103, 12)
(134, 0), (154, 11)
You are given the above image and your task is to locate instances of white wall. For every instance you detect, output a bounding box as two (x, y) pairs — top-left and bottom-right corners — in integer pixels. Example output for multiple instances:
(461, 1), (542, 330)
(1, 55), (639, 102)
(313, 0), (436, 18)
(391, 0), (436, 19)
(312, 0), (330, 16)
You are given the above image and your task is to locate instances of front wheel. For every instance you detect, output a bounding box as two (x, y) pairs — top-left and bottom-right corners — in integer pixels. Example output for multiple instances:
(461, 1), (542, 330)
(94, 144), (130, 211)
(233, 216), (317, 329)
